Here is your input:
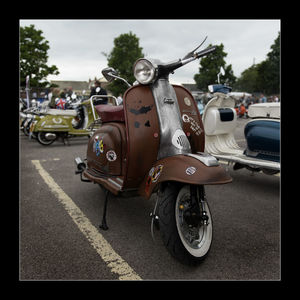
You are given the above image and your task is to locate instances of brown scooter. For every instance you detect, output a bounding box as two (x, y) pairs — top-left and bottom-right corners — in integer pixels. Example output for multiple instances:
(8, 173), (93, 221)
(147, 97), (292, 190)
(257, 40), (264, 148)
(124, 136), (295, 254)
(75, 42), (232, 265)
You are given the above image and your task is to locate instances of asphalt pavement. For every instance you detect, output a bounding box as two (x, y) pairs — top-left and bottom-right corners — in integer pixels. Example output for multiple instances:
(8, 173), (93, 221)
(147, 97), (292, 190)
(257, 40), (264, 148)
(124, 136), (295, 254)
(19, 118), (280, 281)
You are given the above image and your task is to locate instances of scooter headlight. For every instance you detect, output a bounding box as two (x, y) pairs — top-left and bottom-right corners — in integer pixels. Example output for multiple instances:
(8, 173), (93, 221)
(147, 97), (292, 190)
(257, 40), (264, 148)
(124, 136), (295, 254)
(133, 58), (156, 84)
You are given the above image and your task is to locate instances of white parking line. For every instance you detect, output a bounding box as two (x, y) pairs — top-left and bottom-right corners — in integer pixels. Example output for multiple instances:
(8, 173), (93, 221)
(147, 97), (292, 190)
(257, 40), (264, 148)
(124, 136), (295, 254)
(31, 159), (142, 280)
(40, 158), (61, 162)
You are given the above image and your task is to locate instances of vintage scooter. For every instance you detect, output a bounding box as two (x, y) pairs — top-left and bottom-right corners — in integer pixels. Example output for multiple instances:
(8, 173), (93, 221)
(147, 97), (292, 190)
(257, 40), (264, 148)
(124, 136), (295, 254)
(31, 94), (117, 146)
(202, 72), (280, 175)
(21, 102), (42, 137)
(75, 42), (232, 265)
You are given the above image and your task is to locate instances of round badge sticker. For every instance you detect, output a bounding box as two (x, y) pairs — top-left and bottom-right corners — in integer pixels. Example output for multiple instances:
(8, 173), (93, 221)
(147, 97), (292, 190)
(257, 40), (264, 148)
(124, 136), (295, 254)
(184, 97), (191, 106)
(106, 150), (117, 162)
(186, 166), (196, 175)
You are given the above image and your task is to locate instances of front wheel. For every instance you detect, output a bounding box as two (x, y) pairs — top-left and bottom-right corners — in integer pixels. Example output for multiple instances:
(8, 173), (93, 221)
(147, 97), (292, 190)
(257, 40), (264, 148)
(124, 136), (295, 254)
(157, 183), (213, 265)
(22, 120), (31, 136)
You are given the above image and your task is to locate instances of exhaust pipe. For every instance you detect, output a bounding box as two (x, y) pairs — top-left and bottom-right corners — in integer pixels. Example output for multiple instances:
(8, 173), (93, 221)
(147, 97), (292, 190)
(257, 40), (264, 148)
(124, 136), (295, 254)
(75, 157), (90, 182)
(45, 133), (57, 140)
(75, 157), (86, 174)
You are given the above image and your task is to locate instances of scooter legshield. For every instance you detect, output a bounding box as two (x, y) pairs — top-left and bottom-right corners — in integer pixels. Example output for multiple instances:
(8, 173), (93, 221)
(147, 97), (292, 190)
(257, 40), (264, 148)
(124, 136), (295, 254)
(139, 154), (232, 198)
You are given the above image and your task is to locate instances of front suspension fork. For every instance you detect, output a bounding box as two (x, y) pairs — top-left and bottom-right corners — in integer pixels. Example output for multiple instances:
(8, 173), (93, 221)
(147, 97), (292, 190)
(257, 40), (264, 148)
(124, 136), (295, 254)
(190, 185), (209, 225)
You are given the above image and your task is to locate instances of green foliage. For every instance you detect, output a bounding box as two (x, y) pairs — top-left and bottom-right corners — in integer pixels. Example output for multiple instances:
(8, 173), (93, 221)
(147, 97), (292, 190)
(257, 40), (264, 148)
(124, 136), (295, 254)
(262, 31), (280, 94)
(20, 24), (59, 87)
(233, 65), (259, 93)
(234, 32), (280, 95)
(105, 31), (144, 96)
(194, 43), (236, 91)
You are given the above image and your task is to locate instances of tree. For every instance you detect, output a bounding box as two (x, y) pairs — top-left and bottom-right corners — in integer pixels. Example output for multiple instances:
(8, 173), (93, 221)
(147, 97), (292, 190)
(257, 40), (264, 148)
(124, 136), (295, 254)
(234, 31), (280, 95)
(263, 31), (280, 94)
(20, 24), (59, 87)
(104, 32), (144, 96)
(233, 65), (259, 93)
(194, 43), (236, 91)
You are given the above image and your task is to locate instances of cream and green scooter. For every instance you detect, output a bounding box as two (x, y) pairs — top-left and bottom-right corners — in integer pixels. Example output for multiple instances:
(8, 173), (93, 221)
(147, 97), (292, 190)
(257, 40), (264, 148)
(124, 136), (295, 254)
(31, 95), (117, 146)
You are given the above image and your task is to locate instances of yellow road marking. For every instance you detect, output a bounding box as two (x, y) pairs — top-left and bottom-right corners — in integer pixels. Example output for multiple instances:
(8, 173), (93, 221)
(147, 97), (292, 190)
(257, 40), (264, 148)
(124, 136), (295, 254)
(31, 159), (142, 280)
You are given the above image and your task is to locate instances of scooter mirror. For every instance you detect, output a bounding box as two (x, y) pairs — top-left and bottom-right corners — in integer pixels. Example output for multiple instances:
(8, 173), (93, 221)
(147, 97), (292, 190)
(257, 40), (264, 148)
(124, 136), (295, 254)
(102, 67), (119, 82)
(217, 67), (225, 84)
(220, 66), (225, 76)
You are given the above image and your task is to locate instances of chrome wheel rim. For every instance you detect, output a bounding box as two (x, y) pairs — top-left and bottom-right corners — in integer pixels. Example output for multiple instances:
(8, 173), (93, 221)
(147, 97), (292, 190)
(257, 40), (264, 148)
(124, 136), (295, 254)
(175, 185), (212, 258)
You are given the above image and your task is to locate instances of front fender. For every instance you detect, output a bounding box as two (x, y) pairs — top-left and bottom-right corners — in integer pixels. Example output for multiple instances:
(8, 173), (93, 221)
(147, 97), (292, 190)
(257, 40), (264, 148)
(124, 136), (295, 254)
(139, 154), (232, 198)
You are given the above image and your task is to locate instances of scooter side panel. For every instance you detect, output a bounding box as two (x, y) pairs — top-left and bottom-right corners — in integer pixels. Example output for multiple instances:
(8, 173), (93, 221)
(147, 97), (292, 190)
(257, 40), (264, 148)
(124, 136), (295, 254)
(173, 85), (205, 153)
(139, 154), (232, 198)
(34, 115), (71, 132)
(86, 123), (126, 176)
(122, 85), (161, 189)
(244, 119), (280, 162)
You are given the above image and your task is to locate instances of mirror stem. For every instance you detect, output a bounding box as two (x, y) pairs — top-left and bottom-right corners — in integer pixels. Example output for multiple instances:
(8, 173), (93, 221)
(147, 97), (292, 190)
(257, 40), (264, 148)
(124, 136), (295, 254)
(109, 73), (132, 87)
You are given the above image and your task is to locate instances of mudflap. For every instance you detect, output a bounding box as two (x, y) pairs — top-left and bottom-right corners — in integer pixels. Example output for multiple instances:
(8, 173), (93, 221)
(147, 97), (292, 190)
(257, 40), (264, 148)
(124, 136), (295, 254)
(139, 154), (232, 199)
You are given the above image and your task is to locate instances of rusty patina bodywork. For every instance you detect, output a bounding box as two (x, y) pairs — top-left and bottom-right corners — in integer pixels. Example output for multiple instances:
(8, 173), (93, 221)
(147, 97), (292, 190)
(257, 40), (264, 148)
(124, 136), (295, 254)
(83, 84), (232, 196)
(139, 154), (232, 198)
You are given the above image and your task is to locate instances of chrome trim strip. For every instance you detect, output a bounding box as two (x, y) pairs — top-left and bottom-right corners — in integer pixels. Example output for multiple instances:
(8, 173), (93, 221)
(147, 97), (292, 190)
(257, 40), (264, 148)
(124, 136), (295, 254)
(108, 178), (122, 189)
(187, 153), (219, 167)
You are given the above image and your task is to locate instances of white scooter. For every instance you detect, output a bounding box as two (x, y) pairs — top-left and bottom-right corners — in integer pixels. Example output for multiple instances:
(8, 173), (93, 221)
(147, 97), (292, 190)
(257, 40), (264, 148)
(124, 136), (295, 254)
(202, 70), (280, 175)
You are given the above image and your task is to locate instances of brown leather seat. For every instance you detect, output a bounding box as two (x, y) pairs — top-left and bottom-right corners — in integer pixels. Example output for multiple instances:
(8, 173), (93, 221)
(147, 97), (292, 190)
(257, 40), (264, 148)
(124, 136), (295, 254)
(95, 105), (125, 123)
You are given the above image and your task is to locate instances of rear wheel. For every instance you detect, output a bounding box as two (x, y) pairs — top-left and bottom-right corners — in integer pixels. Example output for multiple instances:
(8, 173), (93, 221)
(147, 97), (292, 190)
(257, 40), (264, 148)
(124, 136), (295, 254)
(37, 132), (56, 146)
(157, 183), (213, 265)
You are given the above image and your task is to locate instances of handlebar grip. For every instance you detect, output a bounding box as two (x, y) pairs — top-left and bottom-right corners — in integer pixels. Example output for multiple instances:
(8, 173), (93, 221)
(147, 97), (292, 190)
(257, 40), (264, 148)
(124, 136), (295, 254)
(195, 46), (217, 58)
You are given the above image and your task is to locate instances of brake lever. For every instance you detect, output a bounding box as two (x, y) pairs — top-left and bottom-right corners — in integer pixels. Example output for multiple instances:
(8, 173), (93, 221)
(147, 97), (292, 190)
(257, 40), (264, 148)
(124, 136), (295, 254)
(182, 36), (208, 60)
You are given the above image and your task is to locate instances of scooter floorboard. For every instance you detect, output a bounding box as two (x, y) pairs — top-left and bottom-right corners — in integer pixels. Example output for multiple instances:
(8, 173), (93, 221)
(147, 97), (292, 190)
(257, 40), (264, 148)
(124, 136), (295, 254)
(83, 169), (125, 195)
(214, 153), (280, 171)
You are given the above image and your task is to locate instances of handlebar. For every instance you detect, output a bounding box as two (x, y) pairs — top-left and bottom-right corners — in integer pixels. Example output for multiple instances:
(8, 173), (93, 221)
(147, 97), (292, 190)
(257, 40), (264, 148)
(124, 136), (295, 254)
(160, 45), (217, 75)
(194, 46), (217, 59)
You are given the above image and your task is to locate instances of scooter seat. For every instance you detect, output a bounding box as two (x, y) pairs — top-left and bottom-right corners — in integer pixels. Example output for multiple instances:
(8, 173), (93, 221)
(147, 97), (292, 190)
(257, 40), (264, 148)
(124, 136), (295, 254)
(95, 105), (125, 123)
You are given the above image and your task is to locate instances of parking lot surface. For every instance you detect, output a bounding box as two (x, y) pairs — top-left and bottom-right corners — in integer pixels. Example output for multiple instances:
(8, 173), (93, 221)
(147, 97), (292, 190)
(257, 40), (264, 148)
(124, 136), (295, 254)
(20, 118), (280, 280)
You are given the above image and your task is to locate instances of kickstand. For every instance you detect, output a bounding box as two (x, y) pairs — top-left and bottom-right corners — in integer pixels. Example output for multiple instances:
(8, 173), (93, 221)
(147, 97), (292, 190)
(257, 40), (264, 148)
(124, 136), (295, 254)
(63, 136), (70, 146)
(99, 189), (109, 230)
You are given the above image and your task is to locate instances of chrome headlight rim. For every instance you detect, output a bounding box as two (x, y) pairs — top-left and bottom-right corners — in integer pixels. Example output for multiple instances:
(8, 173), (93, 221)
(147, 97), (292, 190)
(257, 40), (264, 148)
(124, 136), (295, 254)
(133, 58), (157, 85)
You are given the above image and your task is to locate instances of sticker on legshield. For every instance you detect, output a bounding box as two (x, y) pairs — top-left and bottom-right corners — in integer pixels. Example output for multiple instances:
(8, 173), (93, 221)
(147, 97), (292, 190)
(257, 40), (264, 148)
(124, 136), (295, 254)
(106, 150), (117, 162)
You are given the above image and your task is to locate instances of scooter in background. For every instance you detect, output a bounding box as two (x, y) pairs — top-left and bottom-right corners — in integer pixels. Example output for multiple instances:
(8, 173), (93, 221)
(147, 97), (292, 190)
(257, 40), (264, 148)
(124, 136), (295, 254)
(20, 101), (41, 138)
(202, 80), (280, 175)
(31, 95), (117, 146)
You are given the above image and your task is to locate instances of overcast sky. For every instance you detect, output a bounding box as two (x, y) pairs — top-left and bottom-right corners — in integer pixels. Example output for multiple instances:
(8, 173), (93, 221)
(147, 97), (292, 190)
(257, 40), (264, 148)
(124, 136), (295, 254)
(20, 19), (280, 85)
